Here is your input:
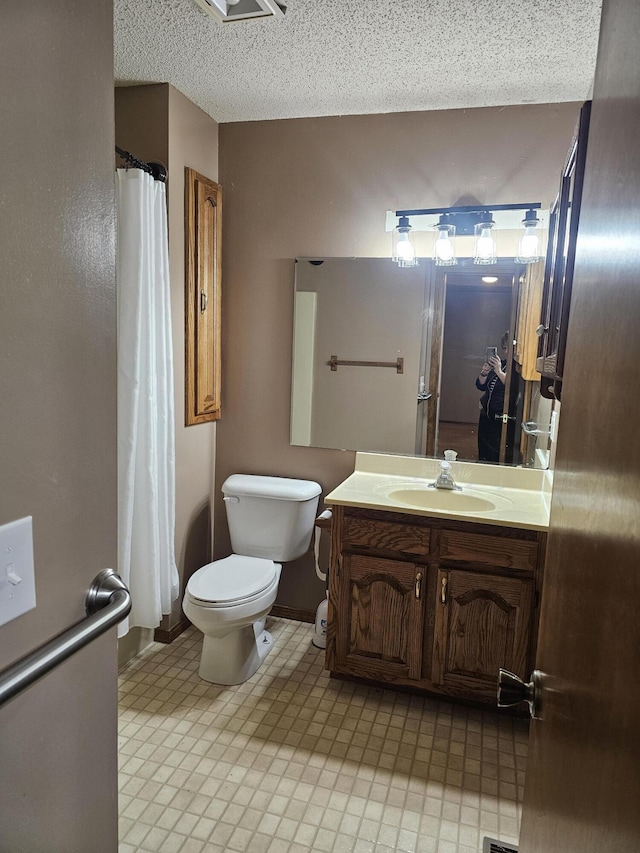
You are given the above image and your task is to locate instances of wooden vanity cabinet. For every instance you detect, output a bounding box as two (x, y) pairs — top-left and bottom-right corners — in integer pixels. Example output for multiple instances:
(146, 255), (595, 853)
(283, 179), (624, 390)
(326, 505), (546, 706)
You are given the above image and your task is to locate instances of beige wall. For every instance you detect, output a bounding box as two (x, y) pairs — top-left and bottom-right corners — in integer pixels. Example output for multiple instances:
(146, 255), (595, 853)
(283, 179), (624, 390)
(218, 103), (582, 614)
(0, 1), (118, 849)
(115, 84), (219, 638)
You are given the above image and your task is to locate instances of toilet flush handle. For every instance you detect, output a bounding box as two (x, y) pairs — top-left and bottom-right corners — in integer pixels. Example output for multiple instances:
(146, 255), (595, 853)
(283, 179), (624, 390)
(223, 496), (240, 503)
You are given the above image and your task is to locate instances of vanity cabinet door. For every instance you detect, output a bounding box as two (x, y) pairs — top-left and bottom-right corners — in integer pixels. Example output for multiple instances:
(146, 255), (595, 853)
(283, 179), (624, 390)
(334, 553), (426, 682)
(431, 568), (534, 700)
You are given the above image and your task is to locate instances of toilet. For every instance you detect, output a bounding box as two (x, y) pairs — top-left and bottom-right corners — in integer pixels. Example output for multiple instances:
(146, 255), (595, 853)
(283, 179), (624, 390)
(183, 474), (321, 685)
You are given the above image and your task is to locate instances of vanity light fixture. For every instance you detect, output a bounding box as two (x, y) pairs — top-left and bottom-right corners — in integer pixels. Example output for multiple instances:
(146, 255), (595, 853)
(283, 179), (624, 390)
(515, 209), (543, 263)
(473, 216), (497, 264)
(392, 215), (418, 267)
(390, 202), (543, 268)
(434, 216), (456, 266)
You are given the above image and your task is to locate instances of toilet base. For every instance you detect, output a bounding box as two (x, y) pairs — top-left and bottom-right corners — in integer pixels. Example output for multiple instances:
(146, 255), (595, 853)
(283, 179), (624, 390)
(198, 618), (275, 685)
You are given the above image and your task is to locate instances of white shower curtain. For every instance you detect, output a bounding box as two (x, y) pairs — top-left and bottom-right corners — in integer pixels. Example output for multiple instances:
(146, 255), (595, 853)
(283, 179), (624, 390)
(116, 168), (179, 637)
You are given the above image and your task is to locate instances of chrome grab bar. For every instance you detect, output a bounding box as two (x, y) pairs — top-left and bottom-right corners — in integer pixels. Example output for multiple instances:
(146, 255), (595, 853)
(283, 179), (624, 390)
(0, 569), (131, 709)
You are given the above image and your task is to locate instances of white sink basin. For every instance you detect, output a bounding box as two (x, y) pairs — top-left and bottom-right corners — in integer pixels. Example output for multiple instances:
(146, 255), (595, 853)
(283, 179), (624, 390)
(374, 483), (514, 514)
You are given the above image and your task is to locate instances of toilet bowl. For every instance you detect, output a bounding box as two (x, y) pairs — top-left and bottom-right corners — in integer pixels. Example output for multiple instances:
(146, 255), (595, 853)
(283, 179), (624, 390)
(184, 555), (283, 684)
(184, 474), (321, 685)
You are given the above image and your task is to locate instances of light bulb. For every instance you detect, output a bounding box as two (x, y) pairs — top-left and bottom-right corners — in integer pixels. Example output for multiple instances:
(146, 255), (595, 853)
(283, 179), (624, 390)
(393, 216), (418, 267)
(435, 231), (453, 261)
(520, 231), (539, 258)
(396, 232), (415, 263)
(517, 224), (541, 262)
(516, 211), (542, 263)
(476, 229), (494, 259)
(433, 222), (456, 266)
(474, 220), (496, 265)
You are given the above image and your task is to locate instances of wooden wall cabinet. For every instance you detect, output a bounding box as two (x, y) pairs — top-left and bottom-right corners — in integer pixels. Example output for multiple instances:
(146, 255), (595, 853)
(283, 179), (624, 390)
(536, 101), (591, 400)
(185, 167), (222, 425)
(327, 506), (545, 706)
(514, 260), (545, 381)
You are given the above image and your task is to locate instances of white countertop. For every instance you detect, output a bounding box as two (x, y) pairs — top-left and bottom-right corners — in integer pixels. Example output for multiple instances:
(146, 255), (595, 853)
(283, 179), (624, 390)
(325, 453), (552, 531)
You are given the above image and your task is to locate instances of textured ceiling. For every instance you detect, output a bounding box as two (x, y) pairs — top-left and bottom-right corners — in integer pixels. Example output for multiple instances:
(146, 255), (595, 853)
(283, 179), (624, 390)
(114, 0), (602, 124)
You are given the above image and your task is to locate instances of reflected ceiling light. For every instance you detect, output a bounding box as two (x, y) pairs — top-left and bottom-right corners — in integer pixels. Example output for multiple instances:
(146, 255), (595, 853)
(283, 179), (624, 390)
(474, 216), (497, 264)
(392, 215), (418, 268)
(516, 209), (543, 263)
(482, 276), (499, 283)
(390, 202), (543, 268)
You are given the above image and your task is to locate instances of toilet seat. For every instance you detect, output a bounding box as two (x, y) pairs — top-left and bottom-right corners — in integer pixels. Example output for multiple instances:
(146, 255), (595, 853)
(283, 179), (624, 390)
(186, 554), (278, 607)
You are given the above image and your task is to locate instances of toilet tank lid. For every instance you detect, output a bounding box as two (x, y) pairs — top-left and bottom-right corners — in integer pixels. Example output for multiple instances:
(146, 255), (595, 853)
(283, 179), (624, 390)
(222, 474), (321, 501)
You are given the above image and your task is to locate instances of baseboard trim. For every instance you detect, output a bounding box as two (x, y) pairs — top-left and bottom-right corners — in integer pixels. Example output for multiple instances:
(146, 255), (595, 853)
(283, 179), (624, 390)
(271, 605), (315, 624)
(154, 616), (191, 644)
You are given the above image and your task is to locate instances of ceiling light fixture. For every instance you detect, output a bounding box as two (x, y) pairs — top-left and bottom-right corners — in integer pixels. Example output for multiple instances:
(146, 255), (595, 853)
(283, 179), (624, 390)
(192, 0), (286, 23)
(390, 203), (543, 268)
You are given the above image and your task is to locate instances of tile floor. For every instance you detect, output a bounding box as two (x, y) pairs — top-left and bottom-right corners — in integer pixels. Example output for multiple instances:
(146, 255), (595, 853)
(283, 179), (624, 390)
(118, 618), (528, 853)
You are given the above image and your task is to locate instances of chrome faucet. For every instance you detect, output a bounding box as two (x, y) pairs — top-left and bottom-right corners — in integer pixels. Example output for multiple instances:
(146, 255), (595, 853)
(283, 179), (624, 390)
(429, 452), (462, 491)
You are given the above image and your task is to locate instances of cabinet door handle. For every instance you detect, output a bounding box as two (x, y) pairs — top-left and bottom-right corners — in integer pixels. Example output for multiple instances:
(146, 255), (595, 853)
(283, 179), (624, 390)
(440, 576), (448, 605)
(414, 572), (422, 600)
(200, 290), (208, 313)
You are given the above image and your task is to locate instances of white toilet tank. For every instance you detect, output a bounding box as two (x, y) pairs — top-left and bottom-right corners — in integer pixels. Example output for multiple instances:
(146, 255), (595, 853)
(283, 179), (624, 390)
(222, 474), (321, 561)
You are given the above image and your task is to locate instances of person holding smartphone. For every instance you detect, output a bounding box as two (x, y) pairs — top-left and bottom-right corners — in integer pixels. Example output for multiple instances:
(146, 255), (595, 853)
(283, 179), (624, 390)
(475, 331), (509, 462)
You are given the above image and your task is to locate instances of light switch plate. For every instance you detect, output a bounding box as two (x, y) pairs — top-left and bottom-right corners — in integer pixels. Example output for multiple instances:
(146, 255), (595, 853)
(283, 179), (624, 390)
(0, 516), (36, 627)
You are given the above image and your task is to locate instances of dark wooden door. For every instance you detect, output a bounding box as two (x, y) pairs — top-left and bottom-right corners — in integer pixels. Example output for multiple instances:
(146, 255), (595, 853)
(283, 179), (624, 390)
(519, 1), (640, 850)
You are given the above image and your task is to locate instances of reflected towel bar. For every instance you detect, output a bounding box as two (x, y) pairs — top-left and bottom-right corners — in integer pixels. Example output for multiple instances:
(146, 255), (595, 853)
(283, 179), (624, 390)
(0, 569), (131, 709)
(329, 355), (404, 373)
(521, 421), (550, 437)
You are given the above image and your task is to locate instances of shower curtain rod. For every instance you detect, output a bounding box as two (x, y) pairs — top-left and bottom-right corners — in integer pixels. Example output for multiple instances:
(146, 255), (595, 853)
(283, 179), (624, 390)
(115, 146), (167, 182)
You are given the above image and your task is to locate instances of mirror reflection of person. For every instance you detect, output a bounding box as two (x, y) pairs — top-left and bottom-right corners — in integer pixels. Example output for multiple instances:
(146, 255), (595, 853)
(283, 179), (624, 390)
(476, 331), (509, 462)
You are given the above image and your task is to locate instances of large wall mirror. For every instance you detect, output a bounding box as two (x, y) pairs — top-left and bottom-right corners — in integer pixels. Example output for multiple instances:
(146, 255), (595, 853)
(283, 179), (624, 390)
(291, 257), (555, 468)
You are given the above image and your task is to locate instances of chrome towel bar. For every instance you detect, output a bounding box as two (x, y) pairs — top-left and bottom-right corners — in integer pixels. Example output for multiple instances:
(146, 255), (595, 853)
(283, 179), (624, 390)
(328, 355), (404, 373)
(0, 569), (131, 709)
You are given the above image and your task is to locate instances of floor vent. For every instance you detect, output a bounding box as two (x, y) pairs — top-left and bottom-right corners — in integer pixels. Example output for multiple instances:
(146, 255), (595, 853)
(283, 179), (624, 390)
(483, 839), (519, 853)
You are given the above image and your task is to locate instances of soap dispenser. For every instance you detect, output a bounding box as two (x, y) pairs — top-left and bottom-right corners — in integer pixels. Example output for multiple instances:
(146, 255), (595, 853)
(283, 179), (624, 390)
(432, 450), (461, 490)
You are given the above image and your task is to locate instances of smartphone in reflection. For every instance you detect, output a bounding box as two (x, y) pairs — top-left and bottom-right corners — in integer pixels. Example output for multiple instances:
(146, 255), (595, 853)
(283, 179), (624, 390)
(486, 346), (498, 361)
